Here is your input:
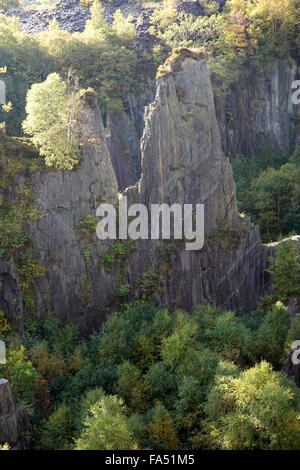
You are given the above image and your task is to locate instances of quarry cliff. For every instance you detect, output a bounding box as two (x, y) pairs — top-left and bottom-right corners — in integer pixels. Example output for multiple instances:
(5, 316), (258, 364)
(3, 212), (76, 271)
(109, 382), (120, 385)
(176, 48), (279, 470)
(0, 48), (280, 330)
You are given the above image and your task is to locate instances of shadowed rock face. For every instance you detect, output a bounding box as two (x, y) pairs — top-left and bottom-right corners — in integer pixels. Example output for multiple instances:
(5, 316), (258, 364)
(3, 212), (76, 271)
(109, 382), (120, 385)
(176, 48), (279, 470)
(0, 379), (31, 449)
(0, 258), (23, 334)
(214, 59), (299, 157)
(15, 95), (119, 329)
(107, 87), (155, 191)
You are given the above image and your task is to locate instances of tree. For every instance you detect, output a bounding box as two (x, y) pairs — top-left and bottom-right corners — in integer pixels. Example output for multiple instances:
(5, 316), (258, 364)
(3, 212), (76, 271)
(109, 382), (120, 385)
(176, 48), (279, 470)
(40, 402), (74, 450)
(251, 166), (296, 239)
(148, 402), (179, 450)
(1, 344), (37, 406)
(84, 0), (109, 35)
(207, 361), (300, 450)
(112, 9), (135, 43)
(0, 15), (53, 135)
(75, 395), (138, 450)
(285, 204), (300, 233)
(116, 361), (152, 413)
(227, 0), (300, 57)
(267, 240), (300, 298)
(203, 311), (254, 366)
(255, 303), (290, 367)
(22, 73), (80, 170)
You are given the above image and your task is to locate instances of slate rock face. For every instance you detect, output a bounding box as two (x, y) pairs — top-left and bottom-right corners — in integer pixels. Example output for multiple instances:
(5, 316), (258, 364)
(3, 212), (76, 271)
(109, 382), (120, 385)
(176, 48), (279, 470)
(16, 94), (119, 329)
(214, 59), (299, 157)
(0, 379), (31, 449)
(0, 258), (23, 334)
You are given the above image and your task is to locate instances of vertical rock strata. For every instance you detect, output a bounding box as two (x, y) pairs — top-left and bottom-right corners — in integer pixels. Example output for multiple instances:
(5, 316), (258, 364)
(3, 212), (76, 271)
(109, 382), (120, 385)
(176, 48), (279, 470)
(0, 50), (276, 327)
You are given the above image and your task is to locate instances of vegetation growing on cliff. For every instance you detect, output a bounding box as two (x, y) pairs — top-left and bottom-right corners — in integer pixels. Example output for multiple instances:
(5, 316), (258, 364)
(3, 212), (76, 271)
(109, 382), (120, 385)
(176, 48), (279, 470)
(150, 0), (300, 87)
(23, 72), (80, 170)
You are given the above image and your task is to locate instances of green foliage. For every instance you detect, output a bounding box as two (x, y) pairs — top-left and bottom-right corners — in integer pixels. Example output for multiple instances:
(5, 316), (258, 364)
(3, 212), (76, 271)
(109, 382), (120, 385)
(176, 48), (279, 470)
(285, 204), (300, 233)
(145, 362), (177, 406)
(0, 1), (139, 136)
(112, 9), (135, 43)
(232, 146), (300, 242)
(160, 312), (198, 372)
(287, 316), (300, 348)
(31, 340), (67, 383)
(0, 310), (11, 337)
(3, 300), (299, 450)
(40, 402), (74, 450)
(22, 73), (80, 170)
(0, 15), (53, 135)
(251, 164), (298, 239)
(0, 201), (28, 257)
(116, 361), (152, 413)
(75, 395), (138, 450)
(99, 241), (132, 271)
(255, 303), (290, 367)
(98, 303), (159, 366)
(76, 387), (105, 431)
(267, 240), (300, 298)
(40, 315), (79, 357)
(151, 9), (226, 50)
(148, 402), (179, 450)
(203, 311), (255, 366)
(75, 214), (98, 238)
(150, 0), (300, 82)
(58, 364), (117, 401)
(1, 344), (37, 407)
(207, 361), (300, 450)
(37, 2), (138, 114)
(0, 180), (39, 263)
(226, 0), (300, 59)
